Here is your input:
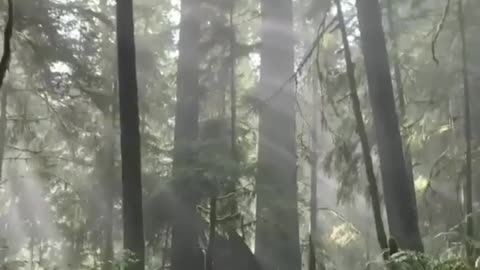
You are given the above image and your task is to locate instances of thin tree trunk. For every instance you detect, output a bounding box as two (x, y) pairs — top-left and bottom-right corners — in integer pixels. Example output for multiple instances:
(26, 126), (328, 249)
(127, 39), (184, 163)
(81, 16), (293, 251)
(0, 88), (7, 183)
(255, 0), (301, 268)
(309, 71), (326, 270)
(334, 0), (388, 254)
(0, 0), (13, 184)
(308, 235), (317, 270)
(74, 225), (86, 267)
(309, 88), (319, 270)
(160, 226), (171, 270)
(206, 197), (217, 270)
(355, 0), (423, 252)
(100, 0), (116, 263)
(29, 235), (34, 269)
(102, 83), (116, 270)
(310, 84), (318, 241)
(227, 5), (239, 229)
(115, 0), (145, 269)
(457, 0), (474, 260)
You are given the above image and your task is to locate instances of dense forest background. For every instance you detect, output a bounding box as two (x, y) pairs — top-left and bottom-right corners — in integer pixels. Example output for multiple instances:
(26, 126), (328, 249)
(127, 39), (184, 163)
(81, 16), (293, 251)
(0, 0), (478, 269)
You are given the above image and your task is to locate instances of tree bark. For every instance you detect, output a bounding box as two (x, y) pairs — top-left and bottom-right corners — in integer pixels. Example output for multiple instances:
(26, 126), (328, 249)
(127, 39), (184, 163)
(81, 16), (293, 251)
(255, 0), (301, 269)
(355, 0), (423, 252)
(385, 0), (414, 184)
(115, 0), (145, 269)
(170, 0), (203, 269)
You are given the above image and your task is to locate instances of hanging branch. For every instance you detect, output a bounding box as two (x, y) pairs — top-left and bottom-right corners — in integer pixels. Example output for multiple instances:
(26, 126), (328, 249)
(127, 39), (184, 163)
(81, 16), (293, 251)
(259, 16), (337, 106)
(0, 0), (14, 183)
(431, 0), (451, 64)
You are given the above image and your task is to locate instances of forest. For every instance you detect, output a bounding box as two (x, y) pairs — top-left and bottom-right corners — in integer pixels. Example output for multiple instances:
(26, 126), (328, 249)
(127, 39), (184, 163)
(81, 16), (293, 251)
(0, 0), (478, 269)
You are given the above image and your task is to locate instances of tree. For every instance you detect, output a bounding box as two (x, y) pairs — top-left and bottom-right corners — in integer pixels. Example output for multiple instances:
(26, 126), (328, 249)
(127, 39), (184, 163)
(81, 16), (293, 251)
(0, 0), (13, 185)
(255, 0), (301, 269)
(355, 0), (423, 252)
(309, 65), (326, 270)
(334, 0), (388, 255)
(170, 0), (203, 269)
(100, 86), (116, 270)
(309, 83), (320, 270)
(96, 4), (116, 269)
(6, 0), (480, 268)
(0, 1), (13, 263)
(385, 0), (414, 184)
(115, 0), (145, 269)
(457, 0), (473, 259)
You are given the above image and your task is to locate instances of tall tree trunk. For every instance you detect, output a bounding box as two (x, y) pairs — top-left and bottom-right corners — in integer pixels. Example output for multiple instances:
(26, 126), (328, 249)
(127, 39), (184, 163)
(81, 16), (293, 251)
(310, 85), (319, 244)
(334, 0), (388, 254)
(170, 0), (203, 269)
(0, 0), (13, 184)
(385, 0), (414, 184)
(255, 0), (301, 269)
(355, 0), (423, 252)
(115, 0), (145, 269)
(206, 197), (217, 270)
(101, 1), (115, 266)
(457, 0), (474, 260)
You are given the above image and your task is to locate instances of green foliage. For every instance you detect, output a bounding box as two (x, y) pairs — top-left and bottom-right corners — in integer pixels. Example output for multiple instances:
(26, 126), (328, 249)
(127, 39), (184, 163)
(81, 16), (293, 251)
(0, 0), (479, 268)
(385, 251), (470, 270)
